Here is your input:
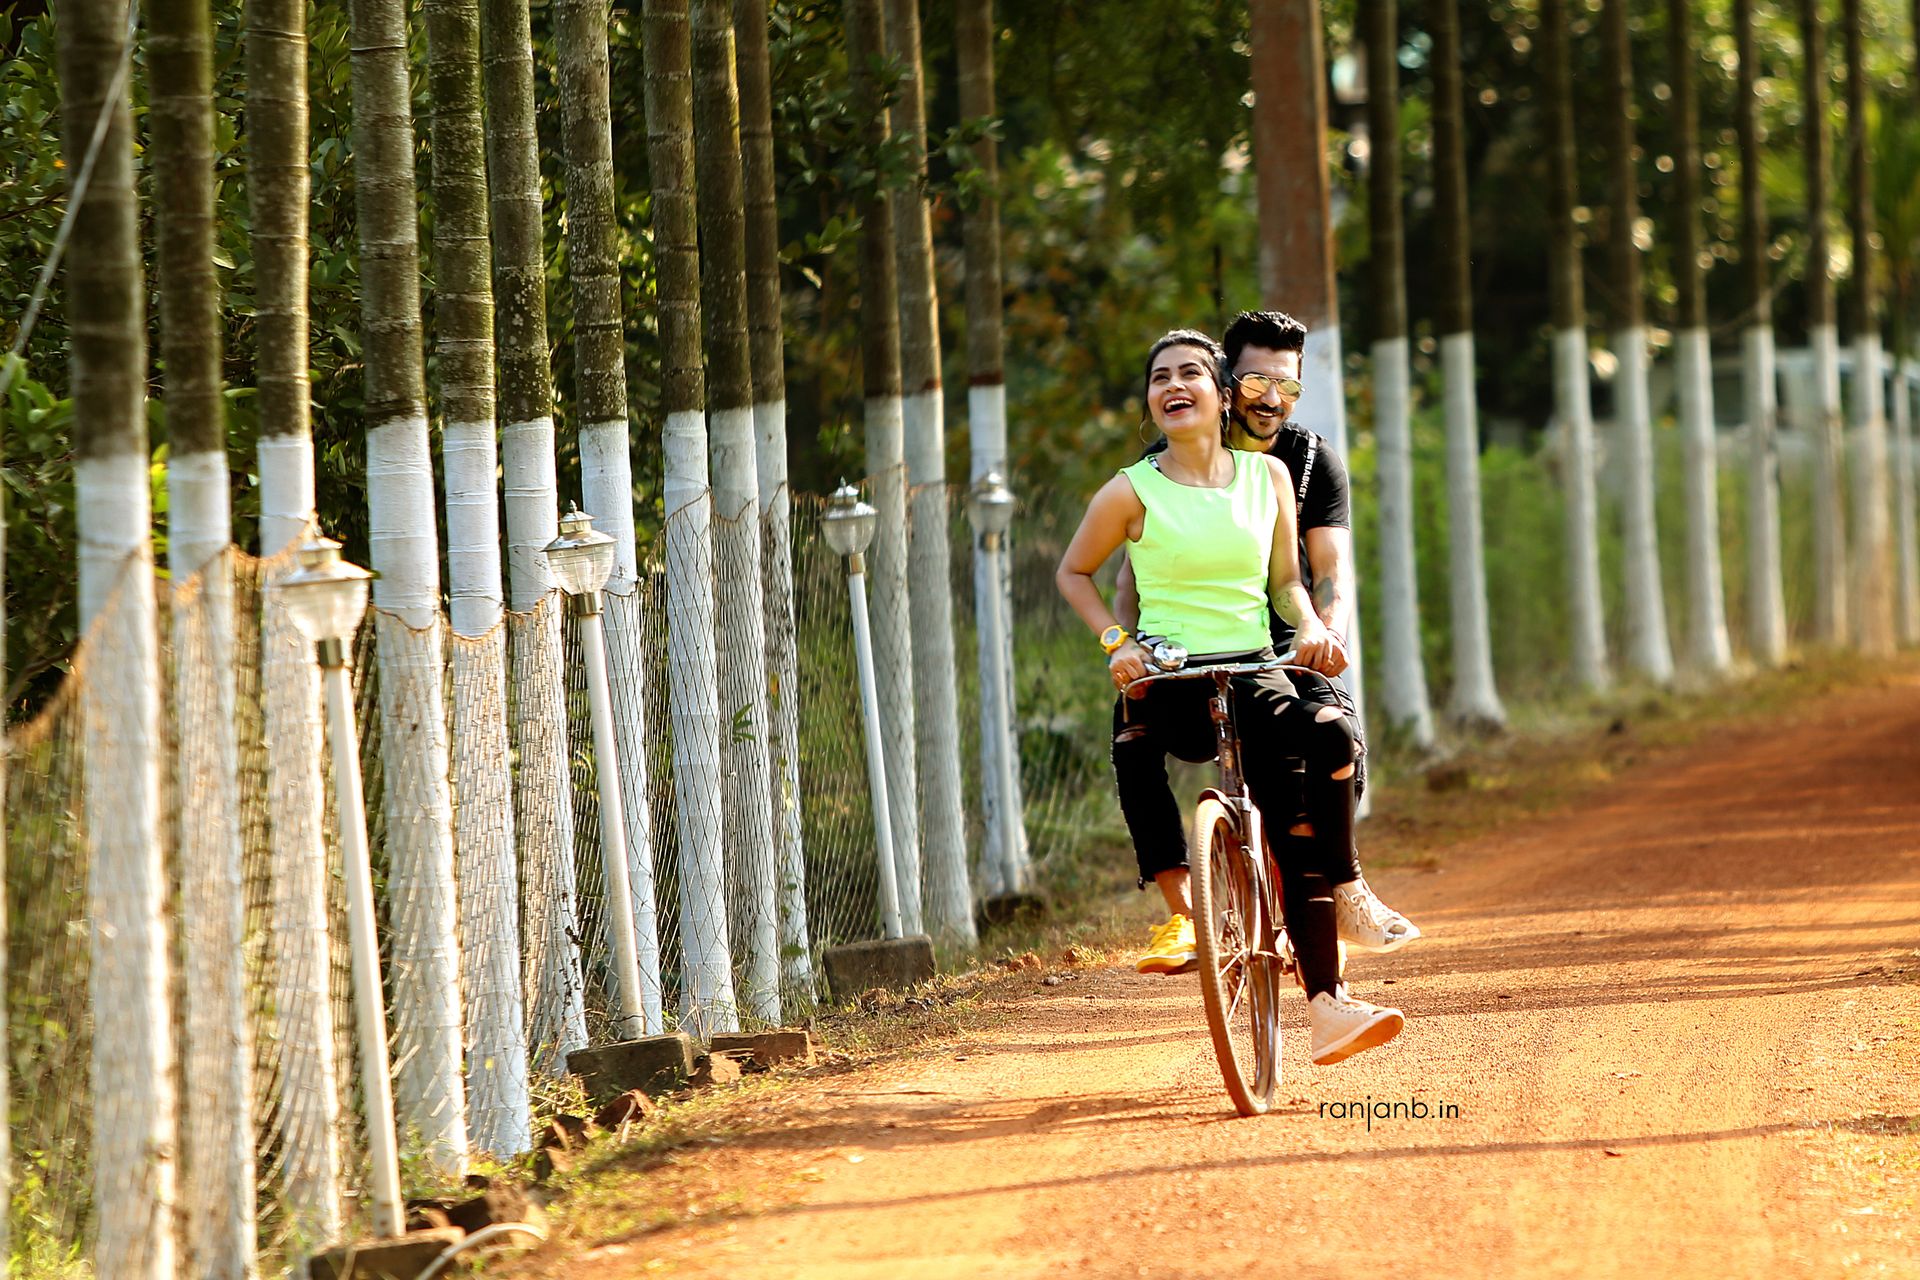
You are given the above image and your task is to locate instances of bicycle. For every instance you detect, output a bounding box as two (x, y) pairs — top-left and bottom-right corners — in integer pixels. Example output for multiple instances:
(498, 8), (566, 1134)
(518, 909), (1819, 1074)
(1124, 648), (1308, 1117)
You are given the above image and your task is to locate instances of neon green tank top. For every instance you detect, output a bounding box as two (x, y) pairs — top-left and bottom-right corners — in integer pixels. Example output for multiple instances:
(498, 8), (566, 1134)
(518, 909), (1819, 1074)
(1121, 449), (1278, 654)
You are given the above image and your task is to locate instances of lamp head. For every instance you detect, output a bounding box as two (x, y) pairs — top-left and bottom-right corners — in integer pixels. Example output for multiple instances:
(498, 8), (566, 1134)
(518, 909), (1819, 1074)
(543, 504), (618, 598)
(822, 481), (878, 558)
(275, 536), (372, 649)
(967, 470), (1015, 536)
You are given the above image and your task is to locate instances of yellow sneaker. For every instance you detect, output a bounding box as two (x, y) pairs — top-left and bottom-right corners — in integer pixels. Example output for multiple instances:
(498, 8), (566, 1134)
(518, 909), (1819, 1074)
(1135, 913), (1198, 974)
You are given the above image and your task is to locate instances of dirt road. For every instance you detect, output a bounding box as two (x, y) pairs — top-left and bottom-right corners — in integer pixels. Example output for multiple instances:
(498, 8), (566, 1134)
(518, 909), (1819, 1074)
(519, 672), (1920, 1279)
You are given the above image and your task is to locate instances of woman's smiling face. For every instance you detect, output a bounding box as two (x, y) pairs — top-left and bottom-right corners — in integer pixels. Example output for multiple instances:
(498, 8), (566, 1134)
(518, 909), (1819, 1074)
(1147, 344), (1223, 437)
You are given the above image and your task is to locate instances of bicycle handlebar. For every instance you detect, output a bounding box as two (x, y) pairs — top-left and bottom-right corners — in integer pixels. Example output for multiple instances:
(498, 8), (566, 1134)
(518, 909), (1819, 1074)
(1121, 652), (1307, 696)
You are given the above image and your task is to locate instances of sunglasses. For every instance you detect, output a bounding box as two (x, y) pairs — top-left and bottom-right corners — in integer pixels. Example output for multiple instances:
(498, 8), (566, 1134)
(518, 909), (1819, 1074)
(1235, 372), (1303, 400)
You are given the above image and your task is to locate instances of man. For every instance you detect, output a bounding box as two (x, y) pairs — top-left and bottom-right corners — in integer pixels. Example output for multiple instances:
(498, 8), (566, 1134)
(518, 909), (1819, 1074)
(1118, 309), (1419, 974)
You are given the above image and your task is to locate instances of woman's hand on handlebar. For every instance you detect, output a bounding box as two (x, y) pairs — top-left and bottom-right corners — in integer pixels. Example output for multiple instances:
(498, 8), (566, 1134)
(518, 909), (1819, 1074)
(1292, 618), (1349, 676)
(1109, 638), (1150, 695)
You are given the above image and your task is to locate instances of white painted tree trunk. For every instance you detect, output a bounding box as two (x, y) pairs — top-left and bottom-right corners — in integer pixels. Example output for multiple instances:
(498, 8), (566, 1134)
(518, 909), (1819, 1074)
(581, 418), (678, 1033)
(865, 394), (924, 932)
(256, 434), (345, 1236)
(755, 397), (816, 999)
(1612, 325), (1675, 683)
(1893, 357), (1920, 646)
(365, 415), (469, 1171)
(168, 455), (257, 1280)
(905, 389), (976, 942)
(712, 403), (782, 1022)
(1849, 334), (1896, 655)
(1554, 327), (1610, 691)
(1675, 327), (1732, 673)
(1370, 336), (1434, 747)
(1810, 322), (1849, 645)
(501, 414), (584, 1078)
(1742, 326), (1789, 665)
(1438, 332), (1504, 725)
(1301, 327), (1369, 817)
(661, 408), (740, 1033)
(968, 382), (1027, 895)
(78, 452), (177, 1280)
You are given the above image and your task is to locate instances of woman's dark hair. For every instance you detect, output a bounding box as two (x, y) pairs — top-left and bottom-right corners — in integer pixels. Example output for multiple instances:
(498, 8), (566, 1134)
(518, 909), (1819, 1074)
(1140, 329), (1231, 446)
(1223, 309), (1308, 371)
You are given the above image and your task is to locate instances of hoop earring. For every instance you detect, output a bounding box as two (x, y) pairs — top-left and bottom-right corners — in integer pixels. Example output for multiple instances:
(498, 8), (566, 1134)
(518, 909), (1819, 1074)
(1138, 416), (1160, 446)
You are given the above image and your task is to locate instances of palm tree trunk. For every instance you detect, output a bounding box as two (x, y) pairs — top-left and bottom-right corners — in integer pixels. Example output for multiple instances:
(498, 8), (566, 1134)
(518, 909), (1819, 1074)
(151, 0), (254, 1268)
(559, 0), (682, 1033)
(426, 0), (530, 1156)
(1252, 0), (1371, 752)
(1666, 0), (1733, 674)
(847, 0), (924, 931)
(639, 0), (741, 1033)
(1734, 0), (1789, 664)
(347, 0), (470, 1171)
(58, 0), (177, 1272)
(734, 0), (817, 1003)
(1429, 0), (1503, 728)
(480, 0), (581, 1096)
(887, 0), (975, 942)
(1600, 0), (1674, 683)
(245, 0), (345, 1236)
(1541, 0), (1609, 690)
(1843, 0), (1895, 653)
(691, 0), (783, 1023)
(1362, 0), (1434, 747)
(1803, 0), (1849, 645)
(956, 0), (1029, 896)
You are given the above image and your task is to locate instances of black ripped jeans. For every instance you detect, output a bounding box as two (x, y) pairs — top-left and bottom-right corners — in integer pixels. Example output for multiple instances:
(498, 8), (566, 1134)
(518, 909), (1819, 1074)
(1110, 654), (1359, 997)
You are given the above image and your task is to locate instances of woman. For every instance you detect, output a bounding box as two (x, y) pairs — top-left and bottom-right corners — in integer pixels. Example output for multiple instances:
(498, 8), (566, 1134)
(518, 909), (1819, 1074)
(1054, 330), (1402, 1066)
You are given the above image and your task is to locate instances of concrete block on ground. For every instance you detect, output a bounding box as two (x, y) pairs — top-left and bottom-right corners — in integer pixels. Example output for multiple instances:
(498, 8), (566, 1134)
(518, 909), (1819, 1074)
(567, 1033), (693, 1104)
(310, 1227), (465, 1280)
(708, 1029), (815, 1068)
(689, 1049), (750, 1089)
(822, 935), (936, 1003)
(977, 891), (1046, 931)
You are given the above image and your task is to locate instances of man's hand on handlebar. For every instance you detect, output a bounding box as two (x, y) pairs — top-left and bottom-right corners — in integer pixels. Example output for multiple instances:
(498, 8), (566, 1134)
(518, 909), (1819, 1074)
(1292, 619), (1349, 677)
(1109, 638), (1151, 695)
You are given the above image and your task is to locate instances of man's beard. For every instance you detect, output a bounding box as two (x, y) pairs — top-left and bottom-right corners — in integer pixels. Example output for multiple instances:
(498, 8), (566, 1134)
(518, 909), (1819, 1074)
(1233, 405), (1289, 449)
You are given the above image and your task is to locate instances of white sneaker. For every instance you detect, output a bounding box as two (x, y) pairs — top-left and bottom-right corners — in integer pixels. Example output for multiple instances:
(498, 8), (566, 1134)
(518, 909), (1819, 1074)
(1308, 989), (1404, 1065)
(1333, 877), (1421, 953)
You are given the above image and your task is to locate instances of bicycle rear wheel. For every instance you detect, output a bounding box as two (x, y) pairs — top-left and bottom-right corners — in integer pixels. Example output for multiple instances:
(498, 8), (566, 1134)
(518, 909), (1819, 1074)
(1190, 795), (1281, 1115)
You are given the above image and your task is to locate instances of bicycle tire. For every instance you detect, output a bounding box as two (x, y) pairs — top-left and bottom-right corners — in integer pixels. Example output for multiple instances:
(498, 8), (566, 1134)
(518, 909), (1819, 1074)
(1190, 795), (1281, 1115)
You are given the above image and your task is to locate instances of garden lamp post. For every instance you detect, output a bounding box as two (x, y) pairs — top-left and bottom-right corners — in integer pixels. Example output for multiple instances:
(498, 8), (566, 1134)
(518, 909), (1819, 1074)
(966, 472), (1028, 894)
(823, 482), (903, 939)
(544, 506), (649, 1039)
(273, 537), (403, 1240)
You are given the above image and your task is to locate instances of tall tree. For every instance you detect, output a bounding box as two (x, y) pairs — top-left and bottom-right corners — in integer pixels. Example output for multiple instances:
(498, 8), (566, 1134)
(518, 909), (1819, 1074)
(888, 0), (975, 941)
(346, 0), (470, 1170)
(1734, 0), (1789, 665)
(246, 0), (345, 1234)
(1428, 0), (1504, 727)
(1600, 0), (1674, 683)
(639, 0), (741, 1033)
(57, 0), (178, 1271)
(847, 0), (924, 930)
(735, 0), (818, 1001)
(1666, 0), (1734, 674)
(956, 0), (1030, 895)
(1253, 0), (1371, 746)
(559, 0), (680, 1032)
(1844, 0), (1896, 653)
(1899, 2), (1920, 644)
(1541, 0), (1609, 689)
(480, 0), (577, 1107)
(1803, 0), (1850, 645)
(426, 0), (529, 1155)
(1362, 0), (1434, 747)
(151, 0), (254, 1269)
(691, 0), (783, 1022)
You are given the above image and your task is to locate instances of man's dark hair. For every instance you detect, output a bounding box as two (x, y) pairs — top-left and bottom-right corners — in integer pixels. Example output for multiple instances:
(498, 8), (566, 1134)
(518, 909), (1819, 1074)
(1224, 310), (1308, 370)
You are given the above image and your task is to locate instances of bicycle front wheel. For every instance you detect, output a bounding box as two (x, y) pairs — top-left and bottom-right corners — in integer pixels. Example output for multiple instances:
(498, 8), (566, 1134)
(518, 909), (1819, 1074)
(1190, 795), (1281, 1115)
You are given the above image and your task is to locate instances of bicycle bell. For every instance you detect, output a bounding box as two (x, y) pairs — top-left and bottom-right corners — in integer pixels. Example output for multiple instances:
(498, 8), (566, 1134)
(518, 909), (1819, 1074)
(1149, 638), (1188, 670)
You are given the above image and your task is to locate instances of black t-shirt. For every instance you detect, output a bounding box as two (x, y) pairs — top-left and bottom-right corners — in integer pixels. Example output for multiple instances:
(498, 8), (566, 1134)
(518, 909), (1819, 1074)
(1140, 423), (1348, 647)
